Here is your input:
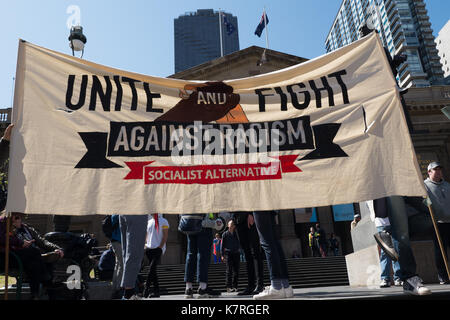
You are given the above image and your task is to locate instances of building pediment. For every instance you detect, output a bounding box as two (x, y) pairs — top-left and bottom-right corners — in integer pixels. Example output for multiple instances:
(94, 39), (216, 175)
(169, 46), (308, 81)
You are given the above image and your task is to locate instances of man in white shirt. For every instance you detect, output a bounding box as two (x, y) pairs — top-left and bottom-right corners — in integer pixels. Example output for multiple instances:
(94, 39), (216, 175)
(143, 214), (169, 298)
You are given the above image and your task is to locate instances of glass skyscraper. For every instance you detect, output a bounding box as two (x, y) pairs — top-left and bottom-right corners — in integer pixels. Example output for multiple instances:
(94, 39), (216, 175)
(174, 9), (239, 73)
(325, 0), (444, 88)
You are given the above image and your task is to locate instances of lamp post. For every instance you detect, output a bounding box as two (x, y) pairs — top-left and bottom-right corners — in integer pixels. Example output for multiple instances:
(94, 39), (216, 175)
(68, 25), (87, 58)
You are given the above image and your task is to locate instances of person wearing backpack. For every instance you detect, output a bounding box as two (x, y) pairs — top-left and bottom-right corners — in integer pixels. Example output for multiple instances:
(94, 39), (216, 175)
(179, 213), (222, 298)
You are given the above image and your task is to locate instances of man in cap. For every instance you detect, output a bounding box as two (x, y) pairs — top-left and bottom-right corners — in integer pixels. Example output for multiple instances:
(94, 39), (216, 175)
(424, 161), (450, 284)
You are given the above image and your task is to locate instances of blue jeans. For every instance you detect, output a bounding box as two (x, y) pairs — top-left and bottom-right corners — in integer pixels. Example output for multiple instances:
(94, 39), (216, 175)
(387, 196), (434, 281)
(184, 227), (213, 283)
(377, 225), (401, 281)
(253, 210), (289, 281)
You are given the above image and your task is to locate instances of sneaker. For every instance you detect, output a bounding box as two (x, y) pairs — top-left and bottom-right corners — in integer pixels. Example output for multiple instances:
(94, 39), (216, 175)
(284, 286), (294, 298)
(253, 286), (285, 300)
(197, 287), (221, 298)
(438, 277), (449, 285)
(184, 288), (194, 299)
(121, 294), (142, 300)
(380, 279), (390, 288)
(253, 286), (265, 294)
(374, 231), (399, 261)
(238, 286), (256, 296)
(403, 276), (432, 296)
(394, 279), (403, 286)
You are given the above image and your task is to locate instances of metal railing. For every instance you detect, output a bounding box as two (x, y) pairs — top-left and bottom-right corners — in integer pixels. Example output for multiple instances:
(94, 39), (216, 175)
(0, 109), (11, 123)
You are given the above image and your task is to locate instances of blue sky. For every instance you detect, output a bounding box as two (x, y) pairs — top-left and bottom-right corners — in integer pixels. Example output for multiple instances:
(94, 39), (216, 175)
(0, 0), (449, 109)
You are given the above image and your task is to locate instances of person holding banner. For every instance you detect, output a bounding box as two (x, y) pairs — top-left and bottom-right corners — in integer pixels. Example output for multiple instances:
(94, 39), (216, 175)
(252, 210), (293, 299)
(180, 213), (222, 298)
(232, 211), (265, 295)
(0, 124), (13, 162)
(424, 162), (450, 284)
(119, 214), (148, 300)
(372, 197), (432, 295)
(0, 124), (13, 211)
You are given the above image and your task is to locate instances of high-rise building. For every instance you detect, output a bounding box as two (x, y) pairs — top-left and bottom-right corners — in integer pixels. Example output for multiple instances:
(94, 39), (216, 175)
(435, 20), (450, 78)
(174, 9), (239, 73)
(325, 0), (444, 88)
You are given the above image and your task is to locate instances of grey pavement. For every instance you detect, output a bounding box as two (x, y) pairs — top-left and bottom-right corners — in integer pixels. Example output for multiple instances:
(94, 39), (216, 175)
(156, 284), (450, 300)
(3, 283), (450, 300)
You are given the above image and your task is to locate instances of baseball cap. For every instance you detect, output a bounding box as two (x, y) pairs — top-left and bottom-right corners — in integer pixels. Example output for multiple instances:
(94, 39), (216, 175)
(428, 161), (442, 171)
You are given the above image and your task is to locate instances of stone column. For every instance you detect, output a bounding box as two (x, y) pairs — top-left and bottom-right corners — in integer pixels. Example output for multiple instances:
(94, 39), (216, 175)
(278, 209), (302, 258)
(161, 214), (184, 264)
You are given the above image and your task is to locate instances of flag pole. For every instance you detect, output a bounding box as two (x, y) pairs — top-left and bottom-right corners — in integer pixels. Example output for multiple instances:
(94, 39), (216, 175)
(218, 9), (224, 57)
(263, 7), (269, 50)
(427, 199), (450, 281)
(4, 213), (10, 300)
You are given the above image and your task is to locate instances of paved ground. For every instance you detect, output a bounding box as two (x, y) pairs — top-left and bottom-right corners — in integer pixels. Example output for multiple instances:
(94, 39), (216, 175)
(2, 283), (450, 301)
(157, 283), (450, 300)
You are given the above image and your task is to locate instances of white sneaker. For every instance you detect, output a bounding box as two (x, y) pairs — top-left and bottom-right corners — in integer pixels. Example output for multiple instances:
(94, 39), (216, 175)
(121, 294), (142, 300)
(380, 279), (390, 288)
(253, 286), (285, 300)
(403, 276), (432, 296)
(284, 285), (294, 298)
(394, 279), (403, 286)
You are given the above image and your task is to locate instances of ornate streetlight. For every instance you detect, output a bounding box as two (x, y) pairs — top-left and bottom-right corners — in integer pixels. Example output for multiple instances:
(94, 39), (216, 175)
(68, 25), (87, 58)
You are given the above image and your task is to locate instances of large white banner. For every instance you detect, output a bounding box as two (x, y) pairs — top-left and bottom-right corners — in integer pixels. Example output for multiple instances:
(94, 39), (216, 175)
(7, 33), (427, 215)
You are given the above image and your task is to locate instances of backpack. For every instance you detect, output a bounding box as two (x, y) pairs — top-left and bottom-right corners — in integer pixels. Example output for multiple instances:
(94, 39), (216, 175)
(101, 215), (114, 239)
(178, 214), (205, 235)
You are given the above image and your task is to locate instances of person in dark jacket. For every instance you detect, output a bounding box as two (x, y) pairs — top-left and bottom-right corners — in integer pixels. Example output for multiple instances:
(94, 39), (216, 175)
(0, 124), (13, 163)
(0, 124), (13, 211)
(0, 211), (64, 299)
(315, 223), (328, 257)
(221, 220), (241, 292)
(97, 244), (116, 281)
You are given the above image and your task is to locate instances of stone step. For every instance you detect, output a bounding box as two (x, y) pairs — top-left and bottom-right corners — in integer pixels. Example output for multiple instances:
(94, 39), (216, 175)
(140, 256), (349, 295)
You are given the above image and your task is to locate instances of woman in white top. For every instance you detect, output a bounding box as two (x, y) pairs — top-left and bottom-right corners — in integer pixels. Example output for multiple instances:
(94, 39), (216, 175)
(143, 214), (169, 298)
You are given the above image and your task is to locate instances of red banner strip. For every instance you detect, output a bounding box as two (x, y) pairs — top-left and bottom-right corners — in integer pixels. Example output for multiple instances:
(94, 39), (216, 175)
(124, 161), (154, 180)
(144, 162), (281, 184)
(124, 155), (300, 184)
(274, 155), (302, 173)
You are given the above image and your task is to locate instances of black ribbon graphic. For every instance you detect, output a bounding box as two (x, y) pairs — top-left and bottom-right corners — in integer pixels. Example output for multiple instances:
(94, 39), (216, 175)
(75, 132), (122, 169)
(298, 124), (348, 161)
(75, 123), (347, 169)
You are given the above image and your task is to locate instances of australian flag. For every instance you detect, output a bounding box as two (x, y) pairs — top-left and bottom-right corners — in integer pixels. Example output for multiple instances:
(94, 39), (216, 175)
(222, 14), (236, 36)
(254, 12), (269, 37)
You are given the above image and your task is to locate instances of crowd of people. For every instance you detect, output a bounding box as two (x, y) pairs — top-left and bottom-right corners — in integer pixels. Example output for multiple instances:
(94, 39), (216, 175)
(308, 223), (340, 258)
(1, 115), (450, 300)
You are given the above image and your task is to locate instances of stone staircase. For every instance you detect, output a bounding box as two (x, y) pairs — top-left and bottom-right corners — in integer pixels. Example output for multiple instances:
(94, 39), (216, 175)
(142, 256), (349, 295)
(1, 256), (349, 299)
